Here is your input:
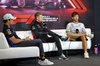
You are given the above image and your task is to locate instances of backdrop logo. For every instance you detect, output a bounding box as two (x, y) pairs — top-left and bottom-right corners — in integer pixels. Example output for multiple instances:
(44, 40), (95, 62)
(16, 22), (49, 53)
(12, 15), (60, 25)
(68, 0), (87, 10)
(12, 15), (35, 25)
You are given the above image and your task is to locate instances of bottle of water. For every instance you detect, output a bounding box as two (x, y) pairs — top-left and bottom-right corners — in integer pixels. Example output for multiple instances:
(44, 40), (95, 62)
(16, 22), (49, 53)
(94, 44), (98, 54)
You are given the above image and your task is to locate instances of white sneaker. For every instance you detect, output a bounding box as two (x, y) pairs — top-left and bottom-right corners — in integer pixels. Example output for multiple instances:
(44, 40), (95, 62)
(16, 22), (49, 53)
(84, 52), (89, 59)
(86, 33), (94, 38)
(61, 36), (68, 41)
(39, 59), (54, 65)
(38, 59), (41, 64)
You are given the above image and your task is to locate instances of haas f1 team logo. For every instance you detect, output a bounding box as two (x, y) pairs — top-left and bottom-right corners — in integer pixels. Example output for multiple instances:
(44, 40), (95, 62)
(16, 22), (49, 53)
(12, 15), (35, 25)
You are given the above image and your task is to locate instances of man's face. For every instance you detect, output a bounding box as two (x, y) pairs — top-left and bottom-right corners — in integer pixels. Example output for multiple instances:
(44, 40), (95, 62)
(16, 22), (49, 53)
(37, 15), (43, 23)
(72, 15), (79, 22)
(8, 19), (14, 25)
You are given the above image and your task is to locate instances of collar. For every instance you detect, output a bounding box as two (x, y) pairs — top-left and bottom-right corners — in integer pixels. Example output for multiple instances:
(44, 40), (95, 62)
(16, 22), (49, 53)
(35, 21), (40, 24)
(35, 21), (43, 24)
(4, 24), (11, 28)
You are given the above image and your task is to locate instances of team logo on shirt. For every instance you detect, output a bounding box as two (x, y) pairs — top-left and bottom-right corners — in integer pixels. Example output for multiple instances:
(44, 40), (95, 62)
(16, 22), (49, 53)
(37, 25), (41, 28)
(32, 26), (36, 30)
(6, 29), (11, 35)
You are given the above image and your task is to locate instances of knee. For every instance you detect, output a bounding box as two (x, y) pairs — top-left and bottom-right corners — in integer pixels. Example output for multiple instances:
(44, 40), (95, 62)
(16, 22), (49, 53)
(53, 36), (59, 39)
(53, 36), (60, 41)
(81, 35), (84, 37)
(38, 39), (42, 43)
(81, 35), (86, 39)
(36, 39), (42, 44)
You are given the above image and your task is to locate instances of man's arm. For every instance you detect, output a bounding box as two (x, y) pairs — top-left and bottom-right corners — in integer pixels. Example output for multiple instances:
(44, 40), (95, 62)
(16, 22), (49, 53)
(67, 31), (86, 38)
(31, 24), (39, 38)
(10, 36), (31, 43)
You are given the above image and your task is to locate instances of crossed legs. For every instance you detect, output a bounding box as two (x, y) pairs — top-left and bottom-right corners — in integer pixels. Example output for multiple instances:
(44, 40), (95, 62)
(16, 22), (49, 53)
(67, 32), (89, 58)
(68, 33), (87, 52)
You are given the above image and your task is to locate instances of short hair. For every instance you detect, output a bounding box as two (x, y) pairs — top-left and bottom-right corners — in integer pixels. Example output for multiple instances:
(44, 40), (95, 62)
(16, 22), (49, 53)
(35, 12), (42, 18)
(71, 12), (79, 17)
(3, 19), (10, 23)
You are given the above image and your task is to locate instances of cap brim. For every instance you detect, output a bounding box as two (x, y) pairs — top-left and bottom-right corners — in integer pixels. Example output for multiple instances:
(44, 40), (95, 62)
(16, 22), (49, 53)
(11, 17), (16, 20)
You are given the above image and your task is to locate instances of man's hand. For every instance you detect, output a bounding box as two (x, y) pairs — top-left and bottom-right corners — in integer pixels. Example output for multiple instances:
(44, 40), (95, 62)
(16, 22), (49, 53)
(25, 36), (31, 41)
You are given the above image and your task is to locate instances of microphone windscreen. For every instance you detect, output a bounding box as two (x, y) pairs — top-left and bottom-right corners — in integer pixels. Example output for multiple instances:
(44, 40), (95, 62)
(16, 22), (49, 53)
(76, 29), (79, 33)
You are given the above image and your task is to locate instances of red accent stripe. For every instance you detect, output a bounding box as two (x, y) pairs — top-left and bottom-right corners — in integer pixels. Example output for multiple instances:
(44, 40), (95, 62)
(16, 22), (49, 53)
(32, 32), (36, 39)
(77, 0), (87, 10)
(26, 15), (35, 24)
(41, 22), (43, 24)
(67, 0), (76, 8)
(13, 15), (31, 18)
(58, 14), (61, 23)
(72, 0), (81, 9)
(12, 19), (28, 24)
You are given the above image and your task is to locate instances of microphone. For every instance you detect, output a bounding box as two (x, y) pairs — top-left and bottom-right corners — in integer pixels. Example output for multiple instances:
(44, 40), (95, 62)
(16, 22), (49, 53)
(76, 29), (79, 33)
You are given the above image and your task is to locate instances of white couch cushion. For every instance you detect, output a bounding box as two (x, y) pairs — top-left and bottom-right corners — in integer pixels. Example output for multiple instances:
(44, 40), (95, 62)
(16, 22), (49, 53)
(43, 43), (50, 52)
(0, 32), (9, 49)
(0, 32), (39, 60)
(0, 46), (39, 59)
(16, 30), (34, 40)
(47, 41), (71, 52)
(15, 28), (92, 52)
(48, 28), (92, 50)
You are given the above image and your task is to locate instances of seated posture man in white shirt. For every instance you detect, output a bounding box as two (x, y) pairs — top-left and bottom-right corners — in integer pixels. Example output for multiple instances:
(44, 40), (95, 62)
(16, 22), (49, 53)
(66, 12), (89, 59)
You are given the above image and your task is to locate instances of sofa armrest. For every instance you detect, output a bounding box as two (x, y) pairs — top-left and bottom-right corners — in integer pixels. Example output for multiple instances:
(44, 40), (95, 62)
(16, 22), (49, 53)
(0, 46), (39, 59)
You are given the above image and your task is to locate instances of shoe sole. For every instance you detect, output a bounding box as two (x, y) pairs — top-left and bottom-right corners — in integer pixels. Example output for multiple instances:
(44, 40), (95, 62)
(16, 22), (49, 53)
(40, 63), (54, 65)
(84, 56), (89, 59)
(84, 57), (89, 59)
(59, 58), (68, 60)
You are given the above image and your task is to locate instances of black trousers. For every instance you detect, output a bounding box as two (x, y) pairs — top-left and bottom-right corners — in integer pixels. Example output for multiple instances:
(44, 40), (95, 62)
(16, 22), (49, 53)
(17, 39), (45, 57)
(41, 28), (63, 55)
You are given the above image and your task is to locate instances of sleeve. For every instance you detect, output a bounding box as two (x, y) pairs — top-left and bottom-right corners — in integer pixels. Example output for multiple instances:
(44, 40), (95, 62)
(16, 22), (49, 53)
(66, 23), (71, 32)
(6, 28), (14, 38)
(82, 23), (86, 33)
(31, 24), (39, 39)
(15, 34), (20, 39)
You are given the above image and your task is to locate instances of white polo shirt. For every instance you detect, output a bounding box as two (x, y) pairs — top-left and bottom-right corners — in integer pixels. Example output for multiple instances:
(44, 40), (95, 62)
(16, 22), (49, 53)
(66, 22), (86, 33)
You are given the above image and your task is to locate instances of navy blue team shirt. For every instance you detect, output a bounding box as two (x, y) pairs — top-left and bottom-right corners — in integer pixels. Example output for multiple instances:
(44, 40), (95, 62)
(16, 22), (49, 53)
(3, 24), (20, 47)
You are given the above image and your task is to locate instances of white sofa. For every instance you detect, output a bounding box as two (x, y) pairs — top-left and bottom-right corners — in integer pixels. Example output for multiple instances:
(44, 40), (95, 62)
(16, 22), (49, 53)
(0, 28), (92, 60)
(16, 28), (92, 52)
(0, 32), (39, 60)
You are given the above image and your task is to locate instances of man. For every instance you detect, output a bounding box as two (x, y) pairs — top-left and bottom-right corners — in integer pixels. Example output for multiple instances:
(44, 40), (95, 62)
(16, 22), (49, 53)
(66, 12), (93, 59)
(31, 12), (68, 60)
(3, 13), (54, 65)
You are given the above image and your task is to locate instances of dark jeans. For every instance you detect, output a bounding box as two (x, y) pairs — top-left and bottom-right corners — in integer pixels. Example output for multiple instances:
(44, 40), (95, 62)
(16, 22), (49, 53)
(41, 28), (63, 55)
(17, 39), (45, 57)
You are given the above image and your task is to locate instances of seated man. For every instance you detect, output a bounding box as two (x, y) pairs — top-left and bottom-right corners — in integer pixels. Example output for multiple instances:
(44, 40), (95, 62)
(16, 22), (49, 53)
(66, 12), (93, 59)
(31, 12), (68, 60)
(3, 13), (54, 65)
